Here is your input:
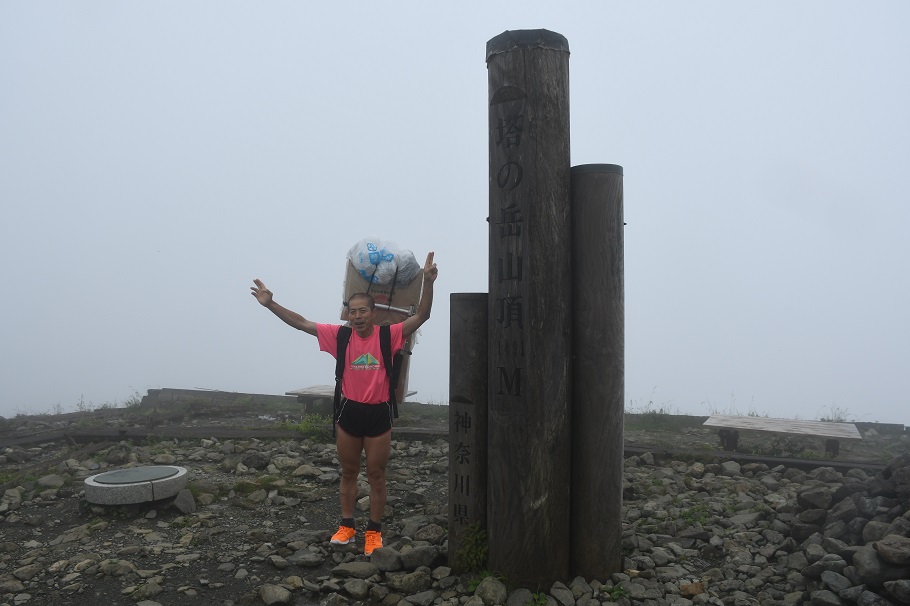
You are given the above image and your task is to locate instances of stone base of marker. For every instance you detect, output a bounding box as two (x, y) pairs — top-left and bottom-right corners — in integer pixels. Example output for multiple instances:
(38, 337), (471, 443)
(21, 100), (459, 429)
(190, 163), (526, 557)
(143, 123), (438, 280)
(84, 465), (189, 505)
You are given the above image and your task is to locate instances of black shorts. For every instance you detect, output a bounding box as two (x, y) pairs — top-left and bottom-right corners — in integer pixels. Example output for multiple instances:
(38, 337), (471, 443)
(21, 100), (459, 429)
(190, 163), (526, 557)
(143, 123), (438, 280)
(336, 399), (393, 438)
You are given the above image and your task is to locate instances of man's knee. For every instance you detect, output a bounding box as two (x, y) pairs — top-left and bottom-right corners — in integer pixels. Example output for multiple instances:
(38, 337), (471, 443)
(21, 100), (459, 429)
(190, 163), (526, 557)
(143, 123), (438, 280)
(366, 466), (386, 486)
(340, 465), (360, 482)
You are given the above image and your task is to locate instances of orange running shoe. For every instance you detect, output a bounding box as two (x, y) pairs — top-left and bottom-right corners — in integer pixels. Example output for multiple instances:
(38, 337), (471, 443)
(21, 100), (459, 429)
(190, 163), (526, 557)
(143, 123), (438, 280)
(364, 530), (383, 555)
(330, 525), (356, 545)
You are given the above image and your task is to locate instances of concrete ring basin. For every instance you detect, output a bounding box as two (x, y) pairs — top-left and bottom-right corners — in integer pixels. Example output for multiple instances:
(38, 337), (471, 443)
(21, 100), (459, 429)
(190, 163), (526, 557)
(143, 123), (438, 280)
(84, 465), (189, 505)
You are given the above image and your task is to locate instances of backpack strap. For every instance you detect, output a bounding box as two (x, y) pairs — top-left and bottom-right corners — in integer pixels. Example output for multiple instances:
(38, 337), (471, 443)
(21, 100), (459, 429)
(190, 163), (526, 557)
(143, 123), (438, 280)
(379, 325), (400, 419)
(333, 326), (353, 437)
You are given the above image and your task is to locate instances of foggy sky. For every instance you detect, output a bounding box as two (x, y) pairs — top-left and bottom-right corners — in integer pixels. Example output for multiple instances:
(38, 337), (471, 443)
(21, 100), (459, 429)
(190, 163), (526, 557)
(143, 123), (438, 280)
(1, 1), (908, 424)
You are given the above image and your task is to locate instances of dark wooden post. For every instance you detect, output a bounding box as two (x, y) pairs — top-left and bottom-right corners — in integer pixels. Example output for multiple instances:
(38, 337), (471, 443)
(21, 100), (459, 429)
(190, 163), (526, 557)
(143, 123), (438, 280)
(448, 293), (489, 571)
(569, 164), (624, 579)
(486, 29), (572, 586)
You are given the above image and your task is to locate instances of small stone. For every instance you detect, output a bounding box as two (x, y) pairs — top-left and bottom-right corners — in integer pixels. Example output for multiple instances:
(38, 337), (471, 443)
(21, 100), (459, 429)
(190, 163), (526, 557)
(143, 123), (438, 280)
(883, 579), (910, 603)
(408, 589), (438, 606)
(874, 534), (910, 565)
(287, 549), (325, 567)
(853, 545), (910, 585)
(13, 563), (43, 581)
(333, 561), (379, 579)
(568, 576), (592, 599)
(680, 582), (704, 597)
(507, 588), (535, 606)
(837, 586), (865, 602)
(820, 570), (851, 593)
(549, 581), (575, 606)
(131, 581), (163, 601)
(370, 546), (403, 572)
(343, 579), (371, 600)
(322, 593), (350, 606)
(720, 461), (742, 477)
(0, 579), (26, 593)
(37, 474), (64, 488)
(809, 589), (845, 606)
(799, 487), (834, 510)
(857, 589), (896, 606)
(475, 576), (508, 606)
(247, 489), (268, 503)
(414, 523), (446, 543)
(863, 521), (892, 544)
(170, 489), (196, 514)
(259, 583), (292, 604)
(386, 570), (432, 594)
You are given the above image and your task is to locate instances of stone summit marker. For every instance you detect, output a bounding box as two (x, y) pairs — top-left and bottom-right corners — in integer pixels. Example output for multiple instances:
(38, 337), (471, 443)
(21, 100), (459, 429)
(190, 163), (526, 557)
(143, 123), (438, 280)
(84, 465), (189, 505)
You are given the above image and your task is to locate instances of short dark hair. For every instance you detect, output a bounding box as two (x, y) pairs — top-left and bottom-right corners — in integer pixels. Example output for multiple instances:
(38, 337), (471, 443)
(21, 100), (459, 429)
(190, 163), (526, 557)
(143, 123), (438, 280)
(347, 292), (376, 311)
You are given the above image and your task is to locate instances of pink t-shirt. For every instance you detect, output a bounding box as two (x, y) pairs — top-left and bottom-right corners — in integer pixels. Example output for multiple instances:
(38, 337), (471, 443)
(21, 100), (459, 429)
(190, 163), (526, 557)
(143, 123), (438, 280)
(317, 323), (405, 404)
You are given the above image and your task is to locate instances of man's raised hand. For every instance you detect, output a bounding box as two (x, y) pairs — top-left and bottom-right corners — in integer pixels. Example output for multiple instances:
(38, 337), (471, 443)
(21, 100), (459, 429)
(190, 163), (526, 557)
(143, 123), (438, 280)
(251, 279), (273, 307)
(424, 252), (438, 283)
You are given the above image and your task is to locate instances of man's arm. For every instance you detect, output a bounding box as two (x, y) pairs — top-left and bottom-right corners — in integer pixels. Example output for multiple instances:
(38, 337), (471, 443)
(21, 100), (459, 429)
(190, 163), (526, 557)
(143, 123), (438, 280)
(251, 279), (318, 336)
(402, 252), (438, 338)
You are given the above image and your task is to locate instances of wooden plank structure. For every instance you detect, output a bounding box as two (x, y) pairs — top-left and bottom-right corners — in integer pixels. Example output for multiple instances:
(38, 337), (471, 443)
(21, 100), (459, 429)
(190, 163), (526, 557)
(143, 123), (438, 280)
(569, 165), (624, 579)
(447, 293), (489, 572)
(486, 29), (572, 586)
(286, 385), (335, 415)
(286, 385), (416, 415)
(703, 414), (862, 456)
(286, 384), (336, 400)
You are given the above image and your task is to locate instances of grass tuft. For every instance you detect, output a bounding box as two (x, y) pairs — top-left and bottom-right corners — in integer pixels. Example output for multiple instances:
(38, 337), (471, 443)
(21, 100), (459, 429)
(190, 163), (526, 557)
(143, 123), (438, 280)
(818, 404), (853, 423)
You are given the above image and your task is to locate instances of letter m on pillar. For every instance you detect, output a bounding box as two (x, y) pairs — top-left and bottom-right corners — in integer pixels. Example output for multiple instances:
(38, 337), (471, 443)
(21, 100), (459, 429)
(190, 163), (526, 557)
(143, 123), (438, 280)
(497, 366), (522, 396)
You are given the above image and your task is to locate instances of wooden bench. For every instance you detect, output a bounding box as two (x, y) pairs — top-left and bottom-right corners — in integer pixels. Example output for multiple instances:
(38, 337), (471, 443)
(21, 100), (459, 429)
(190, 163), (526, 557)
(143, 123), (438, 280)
(285, 385), (336, 415)
(702, 414), (862, 456)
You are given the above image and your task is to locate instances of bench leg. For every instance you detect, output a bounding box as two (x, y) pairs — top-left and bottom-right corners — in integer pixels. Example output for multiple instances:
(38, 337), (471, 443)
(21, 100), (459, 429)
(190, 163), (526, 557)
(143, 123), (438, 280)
(718, 429), (739, 452)
(825, 439), (840, 457)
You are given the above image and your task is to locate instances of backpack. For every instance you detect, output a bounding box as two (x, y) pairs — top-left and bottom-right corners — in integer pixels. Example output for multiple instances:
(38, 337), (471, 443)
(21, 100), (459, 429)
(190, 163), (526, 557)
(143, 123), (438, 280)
(333, 324), (408, 434)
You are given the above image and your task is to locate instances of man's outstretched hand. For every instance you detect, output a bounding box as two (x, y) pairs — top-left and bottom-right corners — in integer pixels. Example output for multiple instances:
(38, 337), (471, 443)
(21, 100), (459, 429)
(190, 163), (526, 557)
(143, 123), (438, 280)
(423, 252), (438, 283)
(251, 279), (273, 307)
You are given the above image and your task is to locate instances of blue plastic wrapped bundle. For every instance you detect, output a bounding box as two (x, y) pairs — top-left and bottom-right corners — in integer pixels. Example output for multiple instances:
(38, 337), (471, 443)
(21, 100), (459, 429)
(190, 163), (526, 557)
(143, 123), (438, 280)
(347, 238), (421, 287)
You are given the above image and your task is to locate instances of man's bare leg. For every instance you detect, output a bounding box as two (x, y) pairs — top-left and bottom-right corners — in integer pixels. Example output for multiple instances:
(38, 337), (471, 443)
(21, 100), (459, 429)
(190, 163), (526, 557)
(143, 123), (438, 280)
(335, 426), (363, 518)
(364, 429), (392, 524)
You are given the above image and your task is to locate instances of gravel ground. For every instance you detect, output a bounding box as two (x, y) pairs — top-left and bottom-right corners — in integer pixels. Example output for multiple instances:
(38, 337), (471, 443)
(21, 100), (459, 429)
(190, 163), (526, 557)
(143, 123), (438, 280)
(1, 403), (907, 606)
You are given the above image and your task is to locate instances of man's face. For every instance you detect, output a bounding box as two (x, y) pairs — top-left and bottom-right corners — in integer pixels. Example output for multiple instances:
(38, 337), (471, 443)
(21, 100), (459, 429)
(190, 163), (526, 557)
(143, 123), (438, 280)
(347, 296), (376, 335)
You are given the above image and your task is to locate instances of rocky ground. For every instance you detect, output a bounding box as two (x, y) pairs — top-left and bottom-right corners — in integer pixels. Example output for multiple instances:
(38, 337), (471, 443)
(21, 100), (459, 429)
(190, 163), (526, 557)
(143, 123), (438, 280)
(1, 404), (909, 606)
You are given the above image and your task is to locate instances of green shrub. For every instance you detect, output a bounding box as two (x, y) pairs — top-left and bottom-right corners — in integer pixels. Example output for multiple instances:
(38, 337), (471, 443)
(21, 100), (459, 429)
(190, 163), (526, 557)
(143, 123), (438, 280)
(277, 414), (331, 439)
(680, 503), (710, 525)
(455, 522), (488, 572)
(609, 585), (630, 599)
(527, 592), (548, 606)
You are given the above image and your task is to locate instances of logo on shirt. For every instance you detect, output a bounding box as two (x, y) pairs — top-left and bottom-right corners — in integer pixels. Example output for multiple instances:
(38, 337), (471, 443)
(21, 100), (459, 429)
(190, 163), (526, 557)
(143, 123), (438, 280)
(351, 353), (380, 370)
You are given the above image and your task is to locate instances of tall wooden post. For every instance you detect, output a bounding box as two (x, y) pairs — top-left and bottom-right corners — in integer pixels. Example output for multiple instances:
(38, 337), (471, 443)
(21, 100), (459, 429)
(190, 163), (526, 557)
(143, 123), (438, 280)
(569, 164), (624, 579)
(448, 293), (489, 571)
(486, 29), (572, 586)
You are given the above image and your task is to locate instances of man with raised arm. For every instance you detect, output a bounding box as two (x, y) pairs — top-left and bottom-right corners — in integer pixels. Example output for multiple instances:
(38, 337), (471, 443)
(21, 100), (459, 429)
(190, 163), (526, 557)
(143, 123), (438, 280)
(251, 252), (437, 556)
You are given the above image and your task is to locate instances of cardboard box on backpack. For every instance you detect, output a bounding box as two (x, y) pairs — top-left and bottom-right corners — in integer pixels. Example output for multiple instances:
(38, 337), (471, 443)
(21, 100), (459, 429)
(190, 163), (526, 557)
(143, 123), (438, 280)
(340, 259), (423, 403)
(340, 259), (423, 324)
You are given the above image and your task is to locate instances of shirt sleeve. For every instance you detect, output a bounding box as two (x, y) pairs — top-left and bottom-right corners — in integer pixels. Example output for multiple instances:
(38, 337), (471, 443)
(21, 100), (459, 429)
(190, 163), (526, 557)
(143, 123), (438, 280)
(316, 324), (341, 357)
